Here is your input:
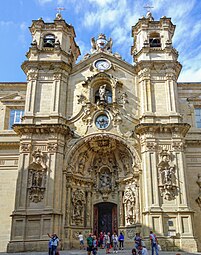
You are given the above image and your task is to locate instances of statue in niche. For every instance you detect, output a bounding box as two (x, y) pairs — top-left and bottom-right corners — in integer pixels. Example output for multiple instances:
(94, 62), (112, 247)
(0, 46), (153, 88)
(123, 187), (136, 225)
(77, 151), (88, 175)
(28, 148), (47, 203)
(119, 151), (131, 174)
(99, 169), (112, 200)
(157, 149), (177, 200)
(195, 173), (201, 209)
(72, 189), (86, 225)
(99, 84), (107, 101)
(100, 171), (111, 189)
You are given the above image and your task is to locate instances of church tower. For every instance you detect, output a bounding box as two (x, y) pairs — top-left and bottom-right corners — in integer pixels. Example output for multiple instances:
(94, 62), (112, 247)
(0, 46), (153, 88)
(132, 12), (197, 251)
(7, 13), (80, 252)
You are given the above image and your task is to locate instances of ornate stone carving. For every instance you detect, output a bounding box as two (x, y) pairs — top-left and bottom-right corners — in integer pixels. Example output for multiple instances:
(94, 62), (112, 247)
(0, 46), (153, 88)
(91, 34), (112, 54)
(123, 184), (139, 225)
(72, 189), (86, 225)
(77, 94), (87, 104)
(20, 143), (32, 152)
(196, 174), (201, 209)
(119, 150), (132, 175)
(157, 149), (177, 200)
(77, 151), (88, 175)
(28, 149), (47, 203)
(47, 143), (57, 152)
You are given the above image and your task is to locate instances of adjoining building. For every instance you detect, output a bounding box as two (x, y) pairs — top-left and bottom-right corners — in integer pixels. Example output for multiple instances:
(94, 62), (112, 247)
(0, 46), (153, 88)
(0, 11), (201, 252)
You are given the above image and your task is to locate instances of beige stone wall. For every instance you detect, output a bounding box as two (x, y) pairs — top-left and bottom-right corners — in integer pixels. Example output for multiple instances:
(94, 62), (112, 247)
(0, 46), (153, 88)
(0, 155), (19, 251)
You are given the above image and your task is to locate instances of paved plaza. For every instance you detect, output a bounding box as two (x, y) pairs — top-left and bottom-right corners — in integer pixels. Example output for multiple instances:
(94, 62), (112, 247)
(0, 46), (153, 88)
(0, 249), (201, 255)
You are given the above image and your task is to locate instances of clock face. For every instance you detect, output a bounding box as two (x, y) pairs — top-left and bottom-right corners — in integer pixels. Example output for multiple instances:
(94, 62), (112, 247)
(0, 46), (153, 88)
(95, 114), (109, 129)
(94, 59), (111, 71)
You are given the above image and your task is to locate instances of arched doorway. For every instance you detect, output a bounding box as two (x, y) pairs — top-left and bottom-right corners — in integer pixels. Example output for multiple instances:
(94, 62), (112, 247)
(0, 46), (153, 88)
(93, 202), (117, 235)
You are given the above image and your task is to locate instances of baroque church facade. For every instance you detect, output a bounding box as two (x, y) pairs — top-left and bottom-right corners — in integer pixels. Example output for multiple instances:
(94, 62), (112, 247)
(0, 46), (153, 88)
(0, 11), (201, 252)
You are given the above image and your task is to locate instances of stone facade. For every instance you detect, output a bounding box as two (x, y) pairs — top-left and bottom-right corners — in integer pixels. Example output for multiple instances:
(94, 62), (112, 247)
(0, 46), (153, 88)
(0, 12), (200, 253)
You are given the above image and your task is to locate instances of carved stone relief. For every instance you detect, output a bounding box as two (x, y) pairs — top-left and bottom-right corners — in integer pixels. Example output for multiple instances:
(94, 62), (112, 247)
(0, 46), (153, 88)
(157, 149), (177, 200)
(72, 189), (86, 225)
(27, 149), (47, 203)
(123, 182), (139, 226)
(77, 151), (88, 175)
(195, 174), (201, 209)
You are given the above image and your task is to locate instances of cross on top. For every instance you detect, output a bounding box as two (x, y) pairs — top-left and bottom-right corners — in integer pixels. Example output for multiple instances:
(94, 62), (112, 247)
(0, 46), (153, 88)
(144, 4), (154, 13)
(55, 7), (66, 14)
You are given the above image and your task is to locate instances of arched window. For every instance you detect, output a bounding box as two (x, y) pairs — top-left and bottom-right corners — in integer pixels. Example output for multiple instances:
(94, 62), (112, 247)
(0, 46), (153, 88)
(95, 85), (112, 104)
(43, 34), (55, 48)
(149, 32), (161, 47)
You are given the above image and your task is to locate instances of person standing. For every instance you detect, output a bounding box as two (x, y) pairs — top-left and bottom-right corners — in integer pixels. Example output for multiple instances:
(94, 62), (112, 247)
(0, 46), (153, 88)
(99, 231), (104, 248)
(92, 235), (98, 255)
(112, 231), (118, 253)
(134, 233), (141, 251)
(50, 233), (59, 255)
(149, 231), (159, 255)
(78, 232), (84, 250)
(118, 232), (124, 250)
(105, 232), (111, 254)
(87, 233), (93, 255)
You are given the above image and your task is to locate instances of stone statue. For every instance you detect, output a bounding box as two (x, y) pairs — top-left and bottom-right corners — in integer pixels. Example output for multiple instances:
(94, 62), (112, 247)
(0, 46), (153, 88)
(100, 171), (111, 189)
(123, 188), (136, 225)
(91, 33), (113, 53)
(99, 84), (107, 101)
(157, 150), (177, 200)
(28, 149), (47, 203)
(72, 189), (86, 225)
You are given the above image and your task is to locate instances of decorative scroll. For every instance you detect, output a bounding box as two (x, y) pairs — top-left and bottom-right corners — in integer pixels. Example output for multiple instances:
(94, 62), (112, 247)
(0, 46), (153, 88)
(72, 189), (86, 225)
(28, 149), (47, 203)
(157, 149), (177, 200)
(196, 174), (201, 209)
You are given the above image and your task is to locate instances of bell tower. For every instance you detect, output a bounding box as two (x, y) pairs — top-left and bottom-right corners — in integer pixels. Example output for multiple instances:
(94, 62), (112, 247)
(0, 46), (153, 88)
(132, 11), (181, 123)
(133, 12), (197, 252)
(22, 13), (80, 125)
(7, 14), (80, 252)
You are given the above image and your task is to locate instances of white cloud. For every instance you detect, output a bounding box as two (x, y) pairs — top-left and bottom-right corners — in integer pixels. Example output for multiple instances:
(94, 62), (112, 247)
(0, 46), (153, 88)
(36, 0), (52, 5)
(178, 67), (201, 82)
(0, 21), (14, 26)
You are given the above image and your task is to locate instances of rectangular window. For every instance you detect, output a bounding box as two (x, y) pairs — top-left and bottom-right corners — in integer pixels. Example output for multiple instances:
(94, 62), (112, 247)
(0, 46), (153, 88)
(195, 108), (201, 128)
(9, 109), (24, 130)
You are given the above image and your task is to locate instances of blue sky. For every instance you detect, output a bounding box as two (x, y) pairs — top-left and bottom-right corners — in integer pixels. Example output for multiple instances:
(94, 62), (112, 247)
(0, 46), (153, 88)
(0, 0), (201, 82)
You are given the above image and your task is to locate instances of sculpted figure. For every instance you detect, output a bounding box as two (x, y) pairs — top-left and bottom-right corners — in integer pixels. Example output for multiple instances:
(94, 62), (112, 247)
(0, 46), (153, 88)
(100, 171), (111, 189)
(123, 188), (136, 225)
(99, 84), (107, 101)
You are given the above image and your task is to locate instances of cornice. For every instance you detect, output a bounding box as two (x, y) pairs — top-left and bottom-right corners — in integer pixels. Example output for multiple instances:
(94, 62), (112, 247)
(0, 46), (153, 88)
(21, 60), (72, 75)
(135, 123), (191, 137)
(13, 123), (73, 136)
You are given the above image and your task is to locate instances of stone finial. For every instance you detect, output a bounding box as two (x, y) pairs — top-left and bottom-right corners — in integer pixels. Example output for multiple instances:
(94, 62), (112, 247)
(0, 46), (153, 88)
(146, 11), (154, 21)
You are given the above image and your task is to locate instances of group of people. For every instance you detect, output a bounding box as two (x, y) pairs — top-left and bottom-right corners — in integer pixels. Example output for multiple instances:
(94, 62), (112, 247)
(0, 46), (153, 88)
(83, 230), (159, 255)
(132, 231), (159, 255)
(48, 230), (159, 255)
(83, 231), (124, 254)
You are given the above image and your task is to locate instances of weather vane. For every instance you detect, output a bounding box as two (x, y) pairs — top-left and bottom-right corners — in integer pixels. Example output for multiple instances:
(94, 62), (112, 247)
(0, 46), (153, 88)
(144, 4), (154, 13)
(55, 7), (66, 14)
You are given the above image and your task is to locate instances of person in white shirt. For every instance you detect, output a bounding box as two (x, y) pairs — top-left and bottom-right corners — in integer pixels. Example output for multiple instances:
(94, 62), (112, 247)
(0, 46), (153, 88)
(78, 232), (84, 250)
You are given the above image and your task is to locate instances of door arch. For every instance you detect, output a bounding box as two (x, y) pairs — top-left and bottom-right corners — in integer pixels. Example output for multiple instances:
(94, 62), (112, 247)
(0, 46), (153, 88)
(93, 202), (117, 235)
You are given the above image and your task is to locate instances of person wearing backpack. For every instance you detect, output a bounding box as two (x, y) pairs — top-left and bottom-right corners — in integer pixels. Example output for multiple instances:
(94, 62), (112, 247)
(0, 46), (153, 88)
(149, 231), (159, 255)
(87, 233), (93, 255)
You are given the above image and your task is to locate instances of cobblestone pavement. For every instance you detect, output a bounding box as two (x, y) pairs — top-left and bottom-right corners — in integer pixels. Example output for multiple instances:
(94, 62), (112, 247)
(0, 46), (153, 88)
(1, 248), (201, 255)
